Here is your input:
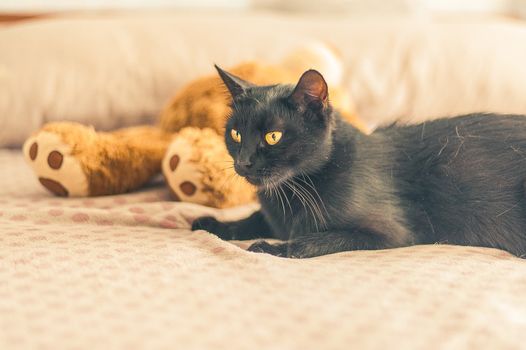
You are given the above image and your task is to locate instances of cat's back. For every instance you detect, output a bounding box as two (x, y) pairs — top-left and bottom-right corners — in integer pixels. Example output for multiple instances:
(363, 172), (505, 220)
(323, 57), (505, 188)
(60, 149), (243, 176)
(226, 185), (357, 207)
(386, 113), (526, 180)
(383, 113), (526, 254)
(388, 113), (526, 142)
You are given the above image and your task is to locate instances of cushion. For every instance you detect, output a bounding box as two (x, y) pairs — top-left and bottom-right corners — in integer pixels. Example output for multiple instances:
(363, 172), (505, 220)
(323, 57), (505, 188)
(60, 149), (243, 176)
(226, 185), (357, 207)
(1, 12), (526, 146)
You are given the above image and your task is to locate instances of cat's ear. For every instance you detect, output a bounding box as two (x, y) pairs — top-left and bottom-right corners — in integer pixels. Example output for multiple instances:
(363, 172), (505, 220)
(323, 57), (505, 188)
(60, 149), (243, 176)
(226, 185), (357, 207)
(215, 64), (254, 99)
(289, 69), (328, 110)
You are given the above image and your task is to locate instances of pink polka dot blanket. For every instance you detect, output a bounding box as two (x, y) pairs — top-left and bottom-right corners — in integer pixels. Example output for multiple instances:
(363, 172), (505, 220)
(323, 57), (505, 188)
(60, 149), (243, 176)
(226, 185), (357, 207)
(1, 149), (525, 349)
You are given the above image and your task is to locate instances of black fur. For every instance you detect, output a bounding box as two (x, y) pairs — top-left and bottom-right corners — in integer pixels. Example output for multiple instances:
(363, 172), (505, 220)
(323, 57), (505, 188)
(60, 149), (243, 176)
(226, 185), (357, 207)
(192, 67), (526, 258)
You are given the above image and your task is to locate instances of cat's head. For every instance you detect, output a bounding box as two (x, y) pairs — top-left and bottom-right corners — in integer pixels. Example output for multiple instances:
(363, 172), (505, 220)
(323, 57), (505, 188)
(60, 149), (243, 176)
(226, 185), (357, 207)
(216, 65), (336, 188)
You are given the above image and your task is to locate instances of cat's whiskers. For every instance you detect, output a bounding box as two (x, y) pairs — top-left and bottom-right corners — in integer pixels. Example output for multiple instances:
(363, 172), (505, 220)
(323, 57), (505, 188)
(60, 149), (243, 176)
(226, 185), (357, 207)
(216, 172), (238, 194)
(288, 177), (327, 231)
(261, 178), (271, 197)
(281, 181), (302, 258)
(265, 180), (284, 218)
(218, 165), (235, 172)
(214, 158), (235, 173)
(283, 180), (308, 221)
(303, 180), (327, 228)
(266, 171), (295, 217)
(284, 180), (320, 232)
(215, 163), (236, 185)
(275, 186), (287, 219)
(283, 179), (325, 258)
(278, 184), (293, 215)
(299, 172), (330, 220)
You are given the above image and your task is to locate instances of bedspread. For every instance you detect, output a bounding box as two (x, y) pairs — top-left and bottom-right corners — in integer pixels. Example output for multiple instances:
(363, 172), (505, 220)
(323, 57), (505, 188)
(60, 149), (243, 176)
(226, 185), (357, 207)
(1, 150), (525, 350)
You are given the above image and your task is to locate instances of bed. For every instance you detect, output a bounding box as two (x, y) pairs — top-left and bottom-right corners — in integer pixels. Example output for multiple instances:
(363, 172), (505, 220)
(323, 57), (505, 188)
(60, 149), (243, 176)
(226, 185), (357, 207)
(1, 11), (526, 349)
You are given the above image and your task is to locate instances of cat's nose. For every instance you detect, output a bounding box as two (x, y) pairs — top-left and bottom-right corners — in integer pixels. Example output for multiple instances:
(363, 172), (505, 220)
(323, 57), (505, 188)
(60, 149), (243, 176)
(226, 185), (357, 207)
(235, 159), (253, 174)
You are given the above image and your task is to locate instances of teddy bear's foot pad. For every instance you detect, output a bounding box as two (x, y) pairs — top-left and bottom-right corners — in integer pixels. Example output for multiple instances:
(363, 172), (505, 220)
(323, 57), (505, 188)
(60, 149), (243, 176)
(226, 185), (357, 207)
(162, 138), (208, 205)
(39, 177), (69, 196)
(23, 131), (89, 197)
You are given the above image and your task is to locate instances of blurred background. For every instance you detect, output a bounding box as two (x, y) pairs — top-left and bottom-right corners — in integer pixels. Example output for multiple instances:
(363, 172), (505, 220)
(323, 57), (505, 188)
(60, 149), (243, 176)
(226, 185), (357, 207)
(1, 0), (526, 146)
(1, 0), (526, 19)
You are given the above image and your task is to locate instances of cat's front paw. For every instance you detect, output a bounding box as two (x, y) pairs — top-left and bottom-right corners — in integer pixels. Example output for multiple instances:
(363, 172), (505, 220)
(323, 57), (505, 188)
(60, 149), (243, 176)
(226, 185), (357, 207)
(191, 216), (232, 240)
(247, 240), (289, 257)
(192, 216), (220, 232)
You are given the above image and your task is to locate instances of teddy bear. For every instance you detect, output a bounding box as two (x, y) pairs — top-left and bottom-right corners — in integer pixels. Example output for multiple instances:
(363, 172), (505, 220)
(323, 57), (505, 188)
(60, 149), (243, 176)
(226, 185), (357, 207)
(22, 43), (367, 208)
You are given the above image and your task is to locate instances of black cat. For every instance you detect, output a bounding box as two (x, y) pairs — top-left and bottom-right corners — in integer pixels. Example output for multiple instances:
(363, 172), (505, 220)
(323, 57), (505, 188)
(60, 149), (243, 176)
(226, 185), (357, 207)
(192, 65), (526, 258)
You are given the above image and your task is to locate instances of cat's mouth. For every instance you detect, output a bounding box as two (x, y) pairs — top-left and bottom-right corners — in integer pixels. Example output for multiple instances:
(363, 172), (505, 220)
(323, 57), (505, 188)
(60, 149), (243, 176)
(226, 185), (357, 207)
(244, 176), (262, 185)
(243, 170), (294, 188)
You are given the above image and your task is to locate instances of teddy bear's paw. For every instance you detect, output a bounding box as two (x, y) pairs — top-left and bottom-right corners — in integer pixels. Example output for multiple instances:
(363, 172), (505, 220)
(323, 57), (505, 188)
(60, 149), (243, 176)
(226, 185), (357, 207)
(162, 138), (210, 205)
(23, 131), (89, 197)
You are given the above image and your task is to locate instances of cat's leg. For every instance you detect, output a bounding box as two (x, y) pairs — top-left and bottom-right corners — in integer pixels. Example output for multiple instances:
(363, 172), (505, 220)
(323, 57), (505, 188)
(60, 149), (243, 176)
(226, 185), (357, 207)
(192, 211), (273, 240)
(248, 230), (402, 258)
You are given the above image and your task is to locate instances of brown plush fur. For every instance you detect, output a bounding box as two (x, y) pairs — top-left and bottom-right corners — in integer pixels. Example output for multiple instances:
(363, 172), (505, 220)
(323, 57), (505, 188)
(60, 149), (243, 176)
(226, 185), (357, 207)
(167, 127), (255, 208)
(41, 122), (173, 195)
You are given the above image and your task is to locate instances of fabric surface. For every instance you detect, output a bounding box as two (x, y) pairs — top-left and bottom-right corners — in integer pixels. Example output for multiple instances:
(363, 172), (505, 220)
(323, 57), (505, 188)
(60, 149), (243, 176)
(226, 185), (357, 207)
(2, 12), (526, 146)
(1, 149), (526, 350)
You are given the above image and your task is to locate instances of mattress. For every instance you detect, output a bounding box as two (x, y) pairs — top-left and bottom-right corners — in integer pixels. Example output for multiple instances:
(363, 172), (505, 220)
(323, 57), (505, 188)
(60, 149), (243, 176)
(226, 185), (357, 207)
(1, 149), (525, 349)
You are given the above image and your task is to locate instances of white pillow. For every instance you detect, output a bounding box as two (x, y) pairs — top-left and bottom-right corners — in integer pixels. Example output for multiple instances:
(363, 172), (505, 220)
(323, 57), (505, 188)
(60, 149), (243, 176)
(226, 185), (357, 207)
(343, 18), (526, 128)
(1, 12), (526, 147)
(0, 13), (296, 146)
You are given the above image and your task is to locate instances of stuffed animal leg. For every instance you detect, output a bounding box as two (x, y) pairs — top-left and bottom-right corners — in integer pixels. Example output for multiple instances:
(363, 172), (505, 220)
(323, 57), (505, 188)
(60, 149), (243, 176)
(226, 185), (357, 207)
(162, 127), (256, 208)
(23, 122), (172, 196)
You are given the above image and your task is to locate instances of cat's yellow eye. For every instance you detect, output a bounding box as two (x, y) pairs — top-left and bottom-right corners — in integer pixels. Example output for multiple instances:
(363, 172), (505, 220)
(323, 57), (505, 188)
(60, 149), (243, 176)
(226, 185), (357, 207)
(265, 131), (282, 146)
(230, 129), (241, 143)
